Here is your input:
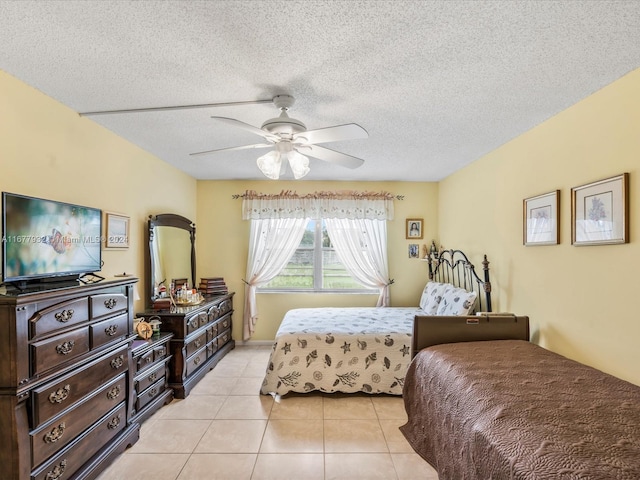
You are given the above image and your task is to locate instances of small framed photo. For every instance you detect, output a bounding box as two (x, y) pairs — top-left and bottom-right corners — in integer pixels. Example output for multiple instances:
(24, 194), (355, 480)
(571, 173), (629, 246)
(105, 212), (130, 249)
(408, 244), (420, 258)
(406, 218), (423, 239)
(523, 190), (560, 246)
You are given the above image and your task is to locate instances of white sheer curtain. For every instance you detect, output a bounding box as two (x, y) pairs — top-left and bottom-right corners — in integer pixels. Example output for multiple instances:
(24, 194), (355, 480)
(243, 217), (307, 340)
(325, 218), (390, 306)
(241, 190), (396, 340)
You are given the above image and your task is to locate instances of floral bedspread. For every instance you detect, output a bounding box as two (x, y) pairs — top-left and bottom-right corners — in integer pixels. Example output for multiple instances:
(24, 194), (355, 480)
(260, 307), (421, 396)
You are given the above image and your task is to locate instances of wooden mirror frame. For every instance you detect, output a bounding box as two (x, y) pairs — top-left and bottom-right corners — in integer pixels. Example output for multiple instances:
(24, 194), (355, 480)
(145, 213), (196, 309)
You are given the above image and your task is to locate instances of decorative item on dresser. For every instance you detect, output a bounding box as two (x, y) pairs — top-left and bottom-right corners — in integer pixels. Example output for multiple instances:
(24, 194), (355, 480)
(136, 293), (235, 398)
(0, 278), (139, 480)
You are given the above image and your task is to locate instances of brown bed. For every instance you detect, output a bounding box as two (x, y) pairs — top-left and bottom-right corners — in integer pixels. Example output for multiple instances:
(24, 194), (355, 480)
(400, 335), (640, 479)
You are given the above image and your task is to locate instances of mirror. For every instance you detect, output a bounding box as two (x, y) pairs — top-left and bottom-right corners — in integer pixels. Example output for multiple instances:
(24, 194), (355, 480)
(146, 214), (196, 308)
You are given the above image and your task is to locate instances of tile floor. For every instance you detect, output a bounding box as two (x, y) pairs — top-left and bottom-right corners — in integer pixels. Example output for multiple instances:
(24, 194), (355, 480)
(97, 345), (438, 480)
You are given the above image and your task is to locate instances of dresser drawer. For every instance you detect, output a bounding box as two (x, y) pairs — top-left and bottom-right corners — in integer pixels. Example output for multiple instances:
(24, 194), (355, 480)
(219, 298), (233, 316)
(29, 297), (90, 340)
(185, 346), (207, 377)
(90, 312), (128, 349)
(215, 314), (231, 332)
(90, 293), (128, 319)
(32, 344), (128, 426)
(135, 377), (167, 412)
(135, 361), (167, 393)
(207, 340), (218, 358)
(197, 312), (209, 328)
(154, 343), (168, 361)
(31, 327), (90, 376)
(136, 349), (155, 373)
(186, 331), (207, 358)
(217, 329), (231, 349)
(206, 323), (218, 342)
(186, 315), (200, 335)
(30, 374), (126, 468)
(31, 403), (126, 480)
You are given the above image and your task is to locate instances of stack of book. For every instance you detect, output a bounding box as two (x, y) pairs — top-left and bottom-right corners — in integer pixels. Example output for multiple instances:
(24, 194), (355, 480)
(199, 277), (228, 295)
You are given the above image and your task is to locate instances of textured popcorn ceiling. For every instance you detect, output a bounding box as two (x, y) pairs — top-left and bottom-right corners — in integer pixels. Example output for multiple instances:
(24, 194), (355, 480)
(1, 0), (639, 181)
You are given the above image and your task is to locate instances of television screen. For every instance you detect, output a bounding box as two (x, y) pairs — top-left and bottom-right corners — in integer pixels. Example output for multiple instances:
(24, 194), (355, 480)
(2, 192), (102, 283)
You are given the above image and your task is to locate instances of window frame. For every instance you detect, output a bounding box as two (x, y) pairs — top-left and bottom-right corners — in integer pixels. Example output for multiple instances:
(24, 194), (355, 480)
(258, 218), (377, 294)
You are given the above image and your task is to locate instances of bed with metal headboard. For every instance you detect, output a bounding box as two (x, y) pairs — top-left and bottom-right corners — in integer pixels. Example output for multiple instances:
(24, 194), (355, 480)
(260, 242), (494, 397)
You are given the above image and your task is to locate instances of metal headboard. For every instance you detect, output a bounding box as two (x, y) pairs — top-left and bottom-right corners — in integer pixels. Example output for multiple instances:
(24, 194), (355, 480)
(426, 241), (492, 313)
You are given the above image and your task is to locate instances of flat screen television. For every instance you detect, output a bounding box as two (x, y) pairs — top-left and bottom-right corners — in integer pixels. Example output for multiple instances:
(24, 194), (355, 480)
(2, 192), (102, 286)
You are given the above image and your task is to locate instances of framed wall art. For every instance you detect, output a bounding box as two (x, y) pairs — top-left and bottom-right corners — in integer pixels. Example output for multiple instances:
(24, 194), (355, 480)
(571, 173), (629, 246)
(406, 218), (423, 239)
(105, 212), (130, 249)
(408, 244), (420, 258)
(523, 190), (560, 246)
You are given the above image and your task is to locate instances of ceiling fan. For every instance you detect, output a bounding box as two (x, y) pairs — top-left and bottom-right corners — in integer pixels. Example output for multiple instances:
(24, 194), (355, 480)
(188, 95), (368, 179)
(80, 94), (368, 179)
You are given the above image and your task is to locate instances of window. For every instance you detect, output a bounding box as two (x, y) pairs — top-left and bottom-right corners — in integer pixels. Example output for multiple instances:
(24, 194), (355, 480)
(260, 219), (373, 292)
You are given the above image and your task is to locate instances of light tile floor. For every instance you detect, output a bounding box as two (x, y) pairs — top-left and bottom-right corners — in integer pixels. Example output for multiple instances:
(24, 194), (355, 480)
(97, 345), (438, 480)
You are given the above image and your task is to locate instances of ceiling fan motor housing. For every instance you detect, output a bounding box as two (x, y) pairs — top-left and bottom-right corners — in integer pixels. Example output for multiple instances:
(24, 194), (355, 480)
(261, 94), (306, 138)
(261, 112), (306, 138)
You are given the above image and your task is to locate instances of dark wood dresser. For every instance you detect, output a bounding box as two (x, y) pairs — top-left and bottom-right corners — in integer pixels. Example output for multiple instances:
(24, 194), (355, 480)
(137, 293), (234, 398)
(0, 278), (139, 480)
(130, 332), (173, 423)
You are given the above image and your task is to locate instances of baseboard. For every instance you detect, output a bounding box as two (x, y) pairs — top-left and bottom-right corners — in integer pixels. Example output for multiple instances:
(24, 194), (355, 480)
(237, 339), (274, 347)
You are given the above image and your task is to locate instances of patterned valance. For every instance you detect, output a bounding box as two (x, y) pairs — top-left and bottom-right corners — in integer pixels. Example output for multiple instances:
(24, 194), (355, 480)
(237, 190), (400, 220)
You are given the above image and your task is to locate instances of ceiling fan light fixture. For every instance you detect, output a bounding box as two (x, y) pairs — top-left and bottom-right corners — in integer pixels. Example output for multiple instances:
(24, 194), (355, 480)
(257, 150), (282, 180)
(288, 150), (310, 179)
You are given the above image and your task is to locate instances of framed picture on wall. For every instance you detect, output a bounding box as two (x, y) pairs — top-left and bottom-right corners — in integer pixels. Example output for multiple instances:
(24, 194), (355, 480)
(406, 218), (423, 239)
(523, 190), (560, 246)
(571, 173), (629, 246)
(408, 244), (420, 258)
(105, 212), (130, 249)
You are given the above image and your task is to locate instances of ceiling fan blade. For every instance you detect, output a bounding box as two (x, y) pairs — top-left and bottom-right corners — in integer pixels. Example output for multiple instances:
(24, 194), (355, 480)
(190, 143), (272, 157)
(78, 98), (273, 116)
(301, 145), (365, 169)
(293, 123), (368, 145)
(211, 117), (278, 141)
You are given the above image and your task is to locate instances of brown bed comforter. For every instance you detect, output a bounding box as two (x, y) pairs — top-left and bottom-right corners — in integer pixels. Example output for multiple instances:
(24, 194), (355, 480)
(400, 340), (640, 479)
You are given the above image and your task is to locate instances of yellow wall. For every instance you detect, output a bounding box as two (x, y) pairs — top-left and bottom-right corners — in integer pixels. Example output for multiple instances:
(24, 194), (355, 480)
(5, 64), (638, 387)
(0, 70), (197, 312)
(197, 181), (437, 341)
(439, 68), (640, 385)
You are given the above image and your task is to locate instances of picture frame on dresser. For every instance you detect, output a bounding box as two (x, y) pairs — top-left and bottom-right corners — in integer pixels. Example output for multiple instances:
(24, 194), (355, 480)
(571, 173), (629, 246)
(523, 190), (560, 246)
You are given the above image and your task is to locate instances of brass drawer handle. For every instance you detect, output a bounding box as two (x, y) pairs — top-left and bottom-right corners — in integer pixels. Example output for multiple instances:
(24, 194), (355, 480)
(188, 318), (198, 328)
(54, 309), (74, 323)
(107, 415), (121, 430)
(107, 385), (121, 400)
(44, 422), (66, 444)
(45, 459), (67, 480)
(156, 347), (166, 356)
(104, 298), (117, 309)
(110, 355), (124, 369)
(104, 324), (118, 336)
(55, 340), (75, 356)
(193, 356), (201, 366)
(148, 372), (158, 382)
(194, 339), (202, 348)
(148, 387), (158, 397)
(48, 385), (71, 404)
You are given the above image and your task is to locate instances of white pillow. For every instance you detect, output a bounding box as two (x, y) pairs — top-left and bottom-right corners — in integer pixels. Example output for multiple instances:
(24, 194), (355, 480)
(436, 287), (478, 316)
(419, 281), (452, 315)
